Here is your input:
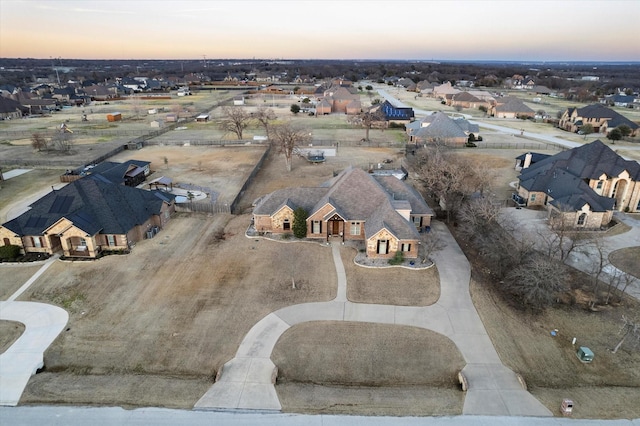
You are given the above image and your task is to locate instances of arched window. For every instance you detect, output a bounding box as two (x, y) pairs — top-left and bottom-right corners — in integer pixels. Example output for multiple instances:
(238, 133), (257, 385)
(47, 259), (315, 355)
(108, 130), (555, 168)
(577, 213), (587, 226)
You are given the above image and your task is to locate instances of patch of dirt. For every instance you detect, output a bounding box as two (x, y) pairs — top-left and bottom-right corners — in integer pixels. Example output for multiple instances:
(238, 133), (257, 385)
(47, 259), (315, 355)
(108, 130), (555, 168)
(272, 321), (465, 415)
(609, 247), (640, 279)
(0, 320), (25, 354)
(341, 246), (440, 306)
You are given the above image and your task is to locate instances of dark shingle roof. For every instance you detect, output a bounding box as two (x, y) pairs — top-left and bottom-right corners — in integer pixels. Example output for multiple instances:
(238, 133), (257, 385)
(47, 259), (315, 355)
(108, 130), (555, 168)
(518, 140), (638, 211)
(2, 176), (174, 236)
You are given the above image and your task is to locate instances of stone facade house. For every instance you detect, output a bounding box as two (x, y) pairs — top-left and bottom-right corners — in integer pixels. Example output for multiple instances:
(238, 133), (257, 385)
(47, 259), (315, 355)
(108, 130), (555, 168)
(559, 104), (639, 136)
(492, 98), (535, 118)
(253, 167), (433, 259)
(515, 140), (640, 229)
(0, 175), (175, 258)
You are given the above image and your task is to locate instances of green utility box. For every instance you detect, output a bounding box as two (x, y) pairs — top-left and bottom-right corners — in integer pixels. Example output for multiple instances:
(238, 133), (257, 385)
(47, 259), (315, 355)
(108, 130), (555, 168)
(577, 346), (594, 363)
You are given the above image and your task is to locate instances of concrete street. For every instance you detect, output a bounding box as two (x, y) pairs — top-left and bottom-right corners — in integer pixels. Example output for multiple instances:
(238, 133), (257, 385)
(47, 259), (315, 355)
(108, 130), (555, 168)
(3, 406), (639, 426)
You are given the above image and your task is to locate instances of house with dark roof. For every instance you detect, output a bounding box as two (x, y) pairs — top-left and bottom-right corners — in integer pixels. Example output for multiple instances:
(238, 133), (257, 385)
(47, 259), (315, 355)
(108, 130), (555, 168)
(559, 104), (639, 136)
(377, 100), (414, 123)
(253, 167), (433, 259)
(0, 97), (26, 120)
(515, 140), (640, 229)
(0, 174), (175, 258)
(62, 160), (150, 187)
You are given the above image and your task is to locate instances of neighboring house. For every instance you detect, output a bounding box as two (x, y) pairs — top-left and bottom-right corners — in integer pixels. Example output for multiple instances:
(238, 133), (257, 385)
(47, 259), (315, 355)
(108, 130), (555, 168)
(85, 160), (151, 186)
(377, 100), (414, 123)
(407, 112), (475, 145)
(432, 82), (460, 100)
(0, 175), (176, 258)
(448, 92), (491, 110)
(253, 167), (433, 259)
(514, 140), (640, 229)
(559, 104), (639, 136)
(492, 98), (535, 118)
(318, 85), (361, 114)
(0, 97), (25, 119)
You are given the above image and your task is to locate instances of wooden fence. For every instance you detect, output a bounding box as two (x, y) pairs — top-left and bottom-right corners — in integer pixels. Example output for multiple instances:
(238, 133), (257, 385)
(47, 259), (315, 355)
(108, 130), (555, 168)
(175, 201), (231, 214)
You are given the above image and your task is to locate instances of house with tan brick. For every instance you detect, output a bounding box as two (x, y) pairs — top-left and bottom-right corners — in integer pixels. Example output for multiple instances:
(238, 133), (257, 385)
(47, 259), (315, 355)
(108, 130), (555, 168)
(514, 140), (640, 229)
(252, 167), (433, 259)
(559, 104), (639, 136)
(0, 175), (175, 258)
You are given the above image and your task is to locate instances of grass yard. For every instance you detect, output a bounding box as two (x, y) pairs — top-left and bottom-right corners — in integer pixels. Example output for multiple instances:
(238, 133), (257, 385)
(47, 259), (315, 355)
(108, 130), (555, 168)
(0, 265), (42, 300)
(272, 321), (465, 416)
(19, 213), (337, 408)
(0, 321), (25, 354)
(341, 246), (440, 306)
(609, 247), (640, 279)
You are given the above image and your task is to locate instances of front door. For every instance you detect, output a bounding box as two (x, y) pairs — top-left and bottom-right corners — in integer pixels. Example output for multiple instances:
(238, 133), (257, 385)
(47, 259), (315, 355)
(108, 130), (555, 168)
(332, 220), (340, 235)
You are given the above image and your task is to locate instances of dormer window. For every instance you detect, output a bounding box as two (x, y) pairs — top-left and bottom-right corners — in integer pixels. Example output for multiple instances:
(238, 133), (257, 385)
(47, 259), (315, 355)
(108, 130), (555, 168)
(596, 180), (603, 190)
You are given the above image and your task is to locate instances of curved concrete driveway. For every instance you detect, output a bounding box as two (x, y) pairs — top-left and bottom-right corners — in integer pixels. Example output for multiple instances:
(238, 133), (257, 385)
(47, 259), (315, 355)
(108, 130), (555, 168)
(0, 256), (69, 406)
(195, 222), (551, 416)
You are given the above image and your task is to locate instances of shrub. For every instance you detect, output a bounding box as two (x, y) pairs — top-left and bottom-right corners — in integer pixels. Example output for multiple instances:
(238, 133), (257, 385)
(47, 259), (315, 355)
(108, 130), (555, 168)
(388, 251), (404, 265)
(0, 245), (21, 260)
(292, 207), (308, 238)
(388, 122), (405, 130)
(290, 104), (301, 114)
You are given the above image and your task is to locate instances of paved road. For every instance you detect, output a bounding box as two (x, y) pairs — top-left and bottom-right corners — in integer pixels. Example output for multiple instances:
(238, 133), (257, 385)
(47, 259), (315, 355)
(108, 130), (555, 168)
(196, 221), (551, 416)
(3, 406), (639, 426)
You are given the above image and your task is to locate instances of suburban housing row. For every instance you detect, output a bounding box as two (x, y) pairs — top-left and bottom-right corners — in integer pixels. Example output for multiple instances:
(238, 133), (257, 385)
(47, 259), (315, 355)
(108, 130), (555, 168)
(514, 140), (640, 229)
(253, 167), (434, 259)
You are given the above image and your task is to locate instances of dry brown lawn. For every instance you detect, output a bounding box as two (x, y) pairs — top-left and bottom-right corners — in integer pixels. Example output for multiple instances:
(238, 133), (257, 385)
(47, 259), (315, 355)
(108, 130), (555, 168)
(341, 246), (440, 306)
(0, 320), (24, 354)
(470, 275), (640, 419)
(272, 321), (465, 416)
(0, 265), (41, 300)
(19, 214), (336, 407)
(609, 247), (640, 279)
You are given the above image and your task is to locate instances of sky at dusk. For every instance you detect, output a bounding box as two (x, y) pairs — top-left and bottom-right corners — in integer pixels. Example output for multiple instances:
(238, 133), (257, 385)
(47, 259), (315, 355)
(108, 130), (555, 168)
(1, 0), (639, 62)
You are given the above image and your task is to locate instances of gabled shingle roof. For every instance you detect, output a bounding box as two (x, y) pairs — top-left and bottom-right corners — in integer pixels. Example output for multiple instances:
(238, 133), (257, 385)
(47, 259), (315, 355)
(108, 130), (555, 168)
(412, 112), (467, 139)
(2, 176), (174, 236)
(253, 168), (427, 240)
(518, 140), (638, 211)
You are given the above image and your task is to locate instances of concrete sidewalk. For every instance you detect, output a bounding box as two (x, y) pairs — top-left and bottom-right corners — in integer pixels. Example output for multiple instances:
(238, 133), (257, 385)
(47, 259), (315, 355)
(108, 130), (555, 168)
(196, 221), (551, 416)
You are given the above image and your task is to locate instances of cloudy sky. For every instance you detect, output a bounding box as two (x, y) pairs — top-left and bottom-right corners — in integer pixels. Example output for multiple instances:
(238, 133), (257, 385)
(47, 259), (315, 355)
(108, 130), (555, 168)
(1, 0), (638, 61)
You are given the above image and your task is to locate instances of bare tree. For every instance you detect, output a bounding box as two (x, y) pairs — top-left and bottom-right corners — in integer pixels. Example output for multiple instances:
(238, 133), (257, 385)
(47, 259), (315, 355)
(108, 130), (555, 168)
(356, 106), (385, 142)
(420, 232), (444, 264)
(31, 133), (48, 152)
(218, 106), (251, 140)
(546, 206), (592, 261)
(271, 122), (311, 172)
(50, 131), (74, 153)
(412, 146), (477, 223)
(130, 96), (144, 120)
(611, 315), (640, 354)
(254, 106), (276, 139)
(503, 254), (568, 310)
